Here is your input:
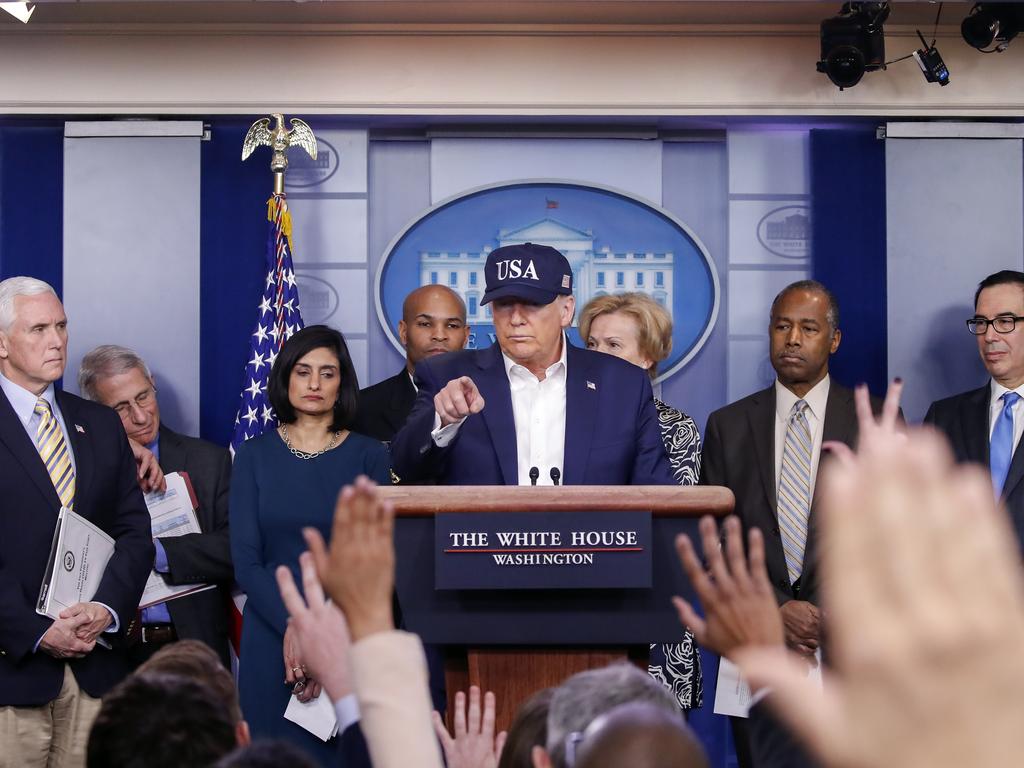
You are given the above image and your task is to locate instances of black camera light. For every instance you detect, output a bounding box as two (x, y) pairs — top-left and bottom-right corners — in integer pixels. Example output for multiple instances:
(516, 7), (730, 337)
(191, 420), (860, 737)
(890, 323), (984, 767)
(817, 2), (891, 90)
(961, 2), (1024, 52)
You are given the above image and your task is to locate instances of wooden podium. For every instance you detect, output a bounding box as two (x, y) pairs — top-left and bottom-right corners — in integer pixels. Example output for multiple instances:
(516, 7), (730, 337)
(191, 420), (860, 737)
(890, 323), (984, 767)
(379, 485), (733, 730)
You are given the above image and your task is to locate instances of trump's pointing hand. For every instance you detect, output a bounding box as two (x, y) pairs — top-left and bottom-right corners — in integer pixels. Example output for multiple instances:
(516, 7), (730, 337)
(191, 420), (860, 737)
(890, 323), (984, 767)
(435, 376), (485, 427)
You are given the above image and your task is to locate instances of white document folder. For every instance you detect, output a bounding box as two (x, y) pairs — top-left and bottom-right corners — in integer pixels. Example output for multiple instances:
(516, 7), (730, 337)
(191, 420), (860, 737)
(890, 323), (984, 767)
(37, 506), (115, 620)
(140, 471), (216, 609)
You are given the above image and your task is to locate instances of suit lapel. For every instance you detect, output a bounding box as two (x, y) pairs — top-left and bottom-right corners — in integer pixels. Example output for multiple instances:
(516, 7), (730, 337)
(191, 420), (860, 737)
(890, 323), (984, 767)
(474, 345), (518, 485)
(962, 384), (992, 466)
(747, 387), (777, 511)
(57, 391), (94, 508)
(819, 384), (857, 456)
(388, 371), (416, 434)
(0, 387), (61, 510)
(563, 344), (598, 486)
(159, 425), (186, 474)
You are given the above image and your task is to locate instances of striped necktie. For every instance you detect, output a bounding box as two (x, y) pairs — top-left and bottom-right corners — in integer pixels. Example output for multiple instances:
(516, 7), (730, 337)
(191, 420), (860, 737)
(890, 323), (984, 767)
(34, 397), (76, 509)
(778, 399), (812, 585)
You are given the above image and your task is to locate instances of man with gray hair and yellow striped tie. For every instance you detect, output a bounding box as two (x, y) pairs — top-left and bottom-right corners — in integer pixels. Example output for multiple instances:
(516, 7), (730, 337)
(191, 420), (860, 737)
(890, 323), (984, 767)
(0, 276), (153, 768)
(700, 279), (888, 768)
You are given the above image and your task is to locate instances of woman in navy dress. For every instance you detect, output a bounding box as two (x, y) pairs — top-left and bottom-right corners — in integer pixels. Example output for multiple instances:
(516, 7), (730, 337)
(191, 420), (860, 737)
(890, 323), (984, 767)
(230, 325), (390, 765)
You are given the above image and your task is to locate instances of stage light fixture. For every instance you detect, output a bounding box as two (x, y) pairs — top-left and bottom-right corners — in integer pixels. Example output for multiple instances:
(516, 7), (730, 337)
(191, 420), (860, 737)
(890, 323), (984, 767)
(962, 3), (1024, 52)
(816, 2), (891, 90)
(0, 2), (34, 23)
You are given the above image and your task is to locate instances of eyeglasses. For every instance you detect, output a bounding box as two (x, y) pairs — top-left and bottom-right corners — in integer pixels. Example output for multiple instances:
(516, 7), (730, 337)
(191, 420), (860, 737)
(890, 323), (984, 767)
(967, 316), (1024, 335)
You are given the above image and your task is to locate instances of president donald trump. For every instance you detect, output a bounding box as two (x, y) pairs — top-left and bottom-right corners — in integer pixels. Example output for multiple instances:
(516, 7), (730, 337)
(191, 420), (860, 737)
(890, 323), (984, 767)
(391, 242), (674, 486)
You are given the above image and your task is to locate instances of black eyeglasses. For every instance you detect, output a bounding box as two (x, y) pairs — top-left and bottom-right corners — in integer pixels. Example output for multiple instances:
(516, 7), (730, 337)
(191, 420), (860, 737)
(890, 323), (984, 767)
(967, 315), (1024, 335)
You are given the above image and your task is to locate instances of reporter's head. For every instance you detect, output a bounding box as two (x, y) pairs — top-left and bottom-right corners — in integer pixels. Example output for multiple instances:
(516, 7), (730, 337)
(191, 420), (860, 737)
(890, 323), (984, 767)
(87, 672), (236, 768)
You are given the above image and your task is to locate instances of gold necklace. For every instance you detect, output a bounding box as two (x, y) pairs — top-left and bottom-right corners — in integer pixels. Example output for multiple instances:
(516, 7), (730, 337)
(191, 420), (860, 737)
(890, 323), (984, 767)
(281, 425), (341, 460)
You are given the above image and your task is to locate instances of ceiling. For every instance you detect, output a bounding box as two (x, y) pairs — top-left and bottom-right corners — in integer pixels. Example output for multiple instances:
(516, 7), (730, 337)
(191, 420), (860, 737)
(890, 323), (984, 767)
(5, 1), (963, 27)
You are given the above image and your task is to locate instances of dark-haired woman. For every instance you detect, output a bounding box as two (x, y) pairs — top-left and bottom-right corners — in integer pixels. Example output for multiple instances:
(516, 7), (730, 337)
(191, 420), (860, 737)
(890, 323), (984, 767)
(230, 325), (390, 764)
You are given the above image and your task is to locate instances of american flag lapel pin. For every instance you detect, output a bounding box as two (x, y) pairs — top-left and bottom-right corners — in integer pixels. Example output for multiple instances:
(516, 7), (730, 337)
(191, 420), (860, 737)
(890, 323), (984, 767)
(75, 424), (86, 434)
(586, 381), (596, 391)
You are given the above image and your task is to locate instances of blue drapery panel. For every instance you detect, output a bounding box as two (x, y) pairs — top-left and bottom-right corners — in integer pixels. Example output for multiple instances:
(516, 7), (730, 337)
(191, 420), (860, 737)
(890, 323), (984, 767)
(200, 119), (277, 445)
(0, 121), (63, 291)
(810, 128), (888, 394)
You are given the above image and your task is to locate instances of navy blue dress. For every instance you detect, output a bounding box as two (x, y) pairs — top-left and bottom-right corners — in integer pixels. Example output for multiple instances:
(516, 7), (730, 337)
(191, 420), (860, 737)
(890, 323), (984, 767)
(230, 429), (391, 766)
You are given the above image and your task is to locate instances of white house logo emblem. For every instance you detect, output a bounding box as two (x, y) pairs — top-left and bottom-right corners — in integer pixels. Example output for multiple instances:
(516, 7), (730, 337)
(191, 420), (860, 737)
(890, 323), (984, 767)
(295, 274), (340, 324)
(757, 205), (811, 260)
(376, 181), (720, 382)
(63, 551), (75, 572)
(285, 138), (339, 189)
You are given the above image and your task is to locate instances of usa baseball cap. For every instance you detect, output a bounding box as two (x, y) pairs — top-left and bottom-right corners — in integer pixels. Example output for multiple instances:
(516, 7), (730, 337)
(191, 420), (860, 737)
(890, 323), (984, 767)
(480, 242), (574, 306)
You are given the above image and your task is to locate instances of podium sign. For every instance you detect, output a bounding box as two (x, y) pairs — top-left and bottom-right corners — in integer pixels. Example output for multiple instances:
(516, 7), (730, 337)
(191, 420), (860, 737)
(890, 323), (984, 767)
(436, 511), (652, 590)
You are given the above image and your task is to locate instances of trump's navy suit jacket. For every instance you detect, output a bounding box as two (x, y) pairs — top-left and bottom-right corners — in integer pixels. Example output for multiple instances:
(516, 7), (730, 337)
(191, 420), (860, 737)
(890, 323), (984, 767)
(390, 341), (675, 486)
(0, 387), (154, 706)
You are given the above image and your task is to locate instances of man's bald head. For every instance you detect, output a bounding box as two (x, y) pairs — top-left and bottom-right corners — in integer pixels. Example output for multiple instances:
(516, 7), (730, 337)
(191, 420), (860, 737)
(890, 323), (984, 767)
(399, 285), (470, 373)
(574, 702), (708, 768)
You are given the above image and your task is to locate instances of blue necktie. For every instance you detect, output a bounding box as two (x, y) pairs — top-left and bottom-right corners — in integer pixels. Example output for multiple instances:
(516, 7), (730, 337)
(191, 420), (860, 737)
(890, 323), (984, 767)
(991, 391), (1021, 496)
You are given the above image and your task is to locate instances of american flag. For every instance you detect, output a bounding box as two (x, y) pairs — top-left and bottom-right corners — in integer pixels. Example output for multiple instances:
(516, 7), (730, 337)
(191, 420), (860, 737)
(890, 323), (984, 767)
(230, 194), (304, 453)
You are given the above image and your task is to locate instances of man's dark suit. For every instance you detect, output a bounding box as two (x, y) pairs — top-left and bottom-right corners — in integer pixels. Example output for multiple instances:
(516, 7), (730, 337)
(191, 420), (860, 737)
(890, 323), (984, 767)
(748, 699), (819, 768)
(155, 424), (233, 667)
(703, 381), (875, 768)
(701, 382), (873, 608)
(351, 369), (416, 443)
(924, 383), (1024, 548)
(391, 342), (674, 486)
(0, 388), (154, 706)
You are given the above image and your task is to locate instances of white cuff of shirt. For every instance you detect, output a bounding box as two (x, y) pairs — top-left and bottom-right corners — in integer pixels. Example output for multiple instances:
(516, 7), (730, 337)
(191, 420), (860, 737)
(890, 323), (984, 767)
(96, 603), (120, 633)
(333, 693), (361, 733)
(431, 412), (467, 447)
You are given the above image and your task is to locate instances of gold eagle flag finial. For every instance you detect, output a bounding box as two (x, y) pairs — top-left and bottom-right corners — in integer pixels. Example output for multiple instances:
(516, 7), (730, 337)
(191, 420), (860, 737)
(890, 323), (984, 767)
(241, 113), (318, 195)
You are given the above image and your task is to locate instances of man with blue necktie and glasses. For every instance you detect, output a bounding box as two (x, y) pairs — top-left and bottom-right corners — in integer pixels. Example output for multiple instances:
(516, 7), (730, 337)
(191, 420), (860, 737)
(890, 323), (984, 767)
(0, 276), (152, 768)
(926, 270), (1024, 549)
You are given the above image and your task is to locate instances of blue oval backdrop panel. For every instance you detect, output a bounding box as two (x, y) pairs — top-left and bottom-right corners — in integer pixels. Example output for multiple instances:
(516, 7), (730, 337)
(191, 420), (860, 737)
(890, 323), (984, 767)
(375, 181), (720, 382)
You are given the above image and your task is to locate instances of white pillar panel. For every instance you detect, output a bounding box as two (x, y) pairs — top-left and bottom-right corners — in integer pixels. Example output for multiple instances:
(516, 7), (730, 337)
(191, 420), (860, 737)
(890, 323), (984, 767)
(886, 137), (1024, 421)
(63, 124), (201, 436)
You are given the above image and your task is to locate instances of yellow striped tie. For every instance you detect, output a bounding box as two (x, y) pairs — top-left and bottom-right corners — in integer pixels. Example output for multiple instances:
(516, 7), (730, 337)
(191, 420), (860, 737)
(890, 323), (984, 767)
(34, 397), (75, 509)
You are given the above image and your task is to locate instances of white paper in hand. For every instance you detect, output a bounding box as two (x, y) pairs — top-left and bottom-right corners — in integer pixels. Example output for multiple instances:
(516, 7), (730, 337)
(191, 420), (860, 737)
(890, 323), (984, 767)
(284, 691), (339, 742)
(714, 650), (824, 718)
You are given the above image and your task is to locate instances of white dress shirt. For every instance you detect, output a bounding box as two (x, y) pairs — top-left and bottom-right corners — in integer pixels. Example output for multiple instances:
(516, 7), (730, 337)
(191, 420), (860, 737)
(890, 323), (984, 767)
(430, 335), (568, 485)
(988, 380), (1024, 452)
(774, 375), (830, 503)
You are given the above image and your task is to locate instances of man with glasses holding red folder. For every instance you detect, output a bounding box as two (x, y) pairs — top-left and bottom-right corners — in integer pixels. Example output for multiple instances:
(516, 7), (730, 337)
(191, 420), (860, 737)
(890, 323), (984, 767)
(925, 269), (1024, 548)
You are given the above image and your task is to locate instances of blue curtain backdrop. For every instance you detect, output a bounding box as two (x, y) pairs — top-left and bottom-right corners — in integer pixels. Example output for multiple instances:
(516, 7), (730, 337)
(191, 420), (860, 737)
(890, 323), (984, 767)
(810, 128), (888, 394)
(0, 121), (64, 291)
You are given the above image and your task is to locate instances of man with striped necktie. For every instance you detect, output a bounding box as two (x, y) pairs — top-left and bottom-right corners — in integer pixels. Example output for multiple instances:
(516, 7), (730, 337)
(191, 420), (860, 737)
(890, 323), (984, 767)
(0, 276), (153, 768)
(702, 280), (884, 768)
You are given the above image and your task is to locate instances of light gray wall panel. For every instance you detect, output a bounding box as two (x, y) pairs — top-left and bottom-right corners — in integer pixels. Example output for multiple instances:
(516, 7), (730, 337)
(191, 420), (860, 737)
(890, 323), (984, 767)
(63, 133), (200, 436)
(660, 140), (728, 434)
(886, 137), (1023, 422)
(367, 140), (432, 387)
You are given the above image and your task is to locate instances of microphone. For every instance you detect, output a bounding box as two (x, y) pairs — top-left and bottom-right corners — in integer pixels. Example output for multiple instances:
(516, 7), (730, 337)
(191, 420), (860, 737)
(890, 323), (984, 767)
(549, 467), (561, 486)
(529, 467), (539, 486)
